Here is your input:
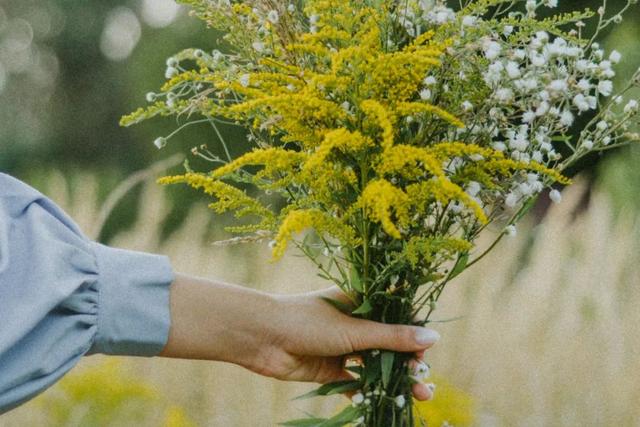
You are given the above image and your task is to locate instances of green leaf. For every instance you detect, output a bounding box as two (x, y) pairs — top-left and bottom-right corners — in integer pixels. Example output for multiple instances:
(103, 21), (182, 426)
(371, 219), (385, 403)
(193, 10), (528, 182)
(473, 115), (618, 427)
(318, 405), (362, 427)
(349, 266), (363, 293)
(352, 299), (373, 315)
(280, 418), (327, 426)
(294, 380), (360, 400)
(381, 351), (394, 389)
(321, 297), (353, 315)
(449, 252), (469, 279)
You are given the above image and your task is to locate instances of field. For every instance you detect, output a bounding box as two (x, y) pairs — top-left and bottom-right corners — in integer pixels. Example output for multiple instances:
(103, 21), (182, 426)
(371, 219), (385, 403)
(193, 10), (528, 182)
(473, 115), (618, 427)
(2, 171), (639, 427)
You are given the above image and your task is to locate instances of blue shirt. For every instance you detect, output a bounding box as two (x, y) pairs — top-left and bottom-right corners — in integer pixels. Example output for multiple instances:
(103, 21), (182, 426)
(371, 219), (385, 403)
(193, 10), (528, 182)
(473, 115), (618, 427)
(0, 172), (174, 414)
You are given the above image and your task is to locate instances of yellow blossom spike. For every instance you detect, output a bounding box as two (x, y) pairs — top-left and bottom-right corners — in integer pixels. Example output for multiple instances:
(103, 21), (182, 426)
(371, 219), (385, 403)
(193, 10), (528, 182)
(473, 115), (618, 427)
(272, 209), (357, 259)
(359, 179), (410, 239)
(211, 147), (307, 180)
(158, 173), (273, 220)
(395, 102), (465, 128)
(361, 100), (396, 150)
(376, 144), (446, 179)
(303, 128), (372, 176)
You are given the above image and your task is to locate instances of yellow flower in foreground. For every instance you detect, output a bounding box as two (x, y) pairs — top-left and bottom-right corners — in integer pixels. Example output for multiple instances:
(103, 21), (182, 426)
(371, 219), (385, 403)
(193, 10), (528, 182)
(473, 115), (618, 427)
(414, 376), (475, 427)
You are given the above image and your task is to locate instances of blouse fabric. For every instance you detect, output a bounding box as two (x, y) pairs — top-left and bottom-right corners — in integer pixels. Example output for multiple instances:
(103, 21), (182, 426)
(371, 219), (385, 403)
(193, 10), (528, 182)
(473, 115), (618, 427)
(0, 172), (174, 414)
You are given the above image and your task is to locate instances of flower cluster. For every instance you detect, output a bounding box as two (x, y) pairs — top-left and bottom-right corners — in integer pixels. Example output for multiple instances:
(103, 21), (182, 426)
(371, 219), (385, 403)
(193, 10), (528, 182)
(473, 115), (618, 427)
(123, 1), (639, 425)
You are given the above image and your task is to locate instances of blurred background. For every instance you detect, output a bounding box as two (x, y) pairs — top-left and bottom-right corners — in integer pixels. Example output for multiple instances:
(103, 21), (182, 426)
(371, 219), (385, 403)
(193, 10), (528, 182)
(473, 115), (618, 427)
(0, 0), (639, 426)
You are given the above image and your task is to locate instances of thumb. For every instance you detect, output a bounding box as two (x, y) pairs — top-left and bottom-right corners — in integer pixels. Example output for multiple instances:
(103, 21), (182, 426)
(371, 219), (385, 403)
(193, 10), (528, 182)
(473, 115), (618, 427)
(347, 319), (440, 353)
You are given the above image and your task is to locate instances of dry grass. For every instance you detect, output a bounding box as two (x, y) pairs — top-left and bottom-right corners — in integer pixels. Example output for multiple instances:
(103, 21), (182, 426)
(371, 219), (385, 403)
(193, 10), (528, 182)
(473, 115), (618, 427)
(2, 171), (639, 426)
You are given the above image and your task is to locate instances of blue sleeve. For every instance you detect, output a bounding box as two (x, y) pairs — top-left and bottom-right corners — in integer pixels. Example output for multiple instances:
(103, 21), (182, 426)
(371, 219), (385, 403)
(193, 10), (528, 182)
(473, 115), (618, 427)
(0, 172), (174, 414)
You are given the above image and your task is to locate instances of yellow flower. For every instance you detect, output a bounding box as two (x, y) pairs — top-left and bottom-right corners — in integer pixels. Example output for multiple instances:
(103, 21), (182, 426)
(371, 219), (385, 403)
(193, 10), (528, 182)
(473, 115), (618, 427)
(273, 209), (357, 259)
(414, 376), (475, 427)
(359, 179), (410, 239)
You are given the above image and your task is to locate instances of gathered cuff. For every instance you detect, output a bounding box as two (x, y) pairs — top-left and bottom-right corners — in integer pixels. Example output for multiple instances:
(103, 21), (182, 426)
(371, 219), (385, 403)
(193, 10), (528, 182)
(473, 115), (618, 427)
(88, 242), (174, 357)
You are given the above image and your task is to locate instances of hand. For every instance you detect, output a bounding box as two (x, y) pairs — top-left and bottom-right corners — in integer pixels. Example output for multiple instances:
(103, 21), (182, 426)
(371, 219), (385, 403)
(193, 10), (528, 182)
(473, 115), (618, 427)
(159, 274), (439, 401)
(256, 287), (439, 400)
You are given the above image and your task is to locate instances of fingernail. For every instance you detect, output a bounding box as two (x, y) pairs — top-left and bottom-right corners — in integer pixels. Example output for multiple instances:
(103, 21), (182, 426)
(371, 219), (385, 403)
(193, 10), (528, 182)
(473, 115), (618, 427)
(426, 383), (436, 400)
(415, 328), (440, 345)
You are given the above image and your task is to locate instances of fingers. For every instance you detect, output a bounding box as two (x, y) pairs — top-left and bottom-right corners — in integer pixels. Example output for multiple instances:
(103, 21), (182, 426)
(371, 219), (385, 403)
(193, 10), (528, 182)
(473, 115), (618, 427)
(348, 320), (440, 353)
(412, 382), (436, 401)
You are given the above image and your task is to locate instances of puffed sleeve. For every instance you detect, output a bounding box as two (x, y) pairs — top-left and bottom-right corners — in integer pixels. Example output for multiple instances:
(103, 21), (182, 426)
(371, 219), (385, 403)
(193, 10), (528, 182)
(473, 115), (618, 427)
(0, 172), (174, 414)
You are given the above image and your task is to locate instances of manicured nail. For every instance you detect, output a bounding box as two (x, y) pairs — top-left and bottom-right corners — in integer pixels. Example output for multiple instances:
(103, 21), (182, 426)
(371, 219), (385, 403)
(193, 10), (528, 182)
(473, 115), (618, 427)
(415, 328), (440, 345)
(426, 383), (436, 400)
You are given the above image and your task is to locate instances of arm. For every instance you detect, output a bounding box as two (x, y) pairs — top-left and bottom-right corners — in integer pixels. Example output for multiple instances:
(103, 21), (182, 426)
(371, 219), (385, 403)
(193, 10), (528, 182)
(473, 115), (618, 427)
(160, 273), (440, 400)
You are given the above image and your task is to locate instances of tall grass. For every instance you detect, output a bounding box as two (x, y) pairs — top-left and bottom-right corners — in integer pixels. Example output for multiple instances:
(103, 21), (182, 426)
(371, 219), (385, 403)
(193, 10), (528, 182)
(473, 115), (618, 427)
(2, 171), (639, 426)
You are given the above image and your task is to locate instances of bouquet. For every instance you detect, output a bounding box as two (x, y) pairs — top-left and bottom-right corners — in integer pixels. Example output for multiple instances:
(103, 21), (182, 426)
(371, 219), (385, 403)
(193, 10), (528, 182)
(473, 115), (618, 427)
(122, 0), (639, 425)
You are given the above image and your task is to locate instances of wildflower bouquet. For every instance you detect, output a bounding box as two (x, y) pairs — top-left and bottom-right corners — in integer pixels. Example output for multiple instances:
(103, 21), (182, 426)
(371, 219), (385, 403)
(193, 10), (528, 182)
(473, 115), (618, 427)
(122, 0), (640, 425)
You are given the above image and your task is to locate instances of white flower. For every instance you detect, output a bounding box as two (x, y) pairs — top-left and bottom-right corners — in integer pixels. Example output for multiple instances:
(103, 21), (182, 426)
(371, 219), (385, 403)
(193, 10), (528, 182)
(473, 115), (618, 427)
(420, 89), (432, 100)
(522, 110), (536, 123)
(503, 25), (514, 36)
(267, 10), (279, 24)
(543, 0), (558, 7)
(462, 15), (477, 27)
(212, 50), (223, 61)
(519, 182), (534, 196)
(505, 224), (517, 236)
(576, 59), (590, 72)
(287, 3), (296, 13)
(166, 57), (178, 67)
(573, 94), (591, 112)
(165, 67), (179, 79)
(582, 139), (594, 150)
(609, 50), (622, 64)
(587, 96), (598, 109)
(341, 101), (351, 112)
(145, 92), (156, 102)
(599, 60), (612, 72)
(548, 79), (568, 93)
(624, 99), (639, 114)
(309, 14), (319, 24)
(483, 40), (502, 60)
(423, 76), (437, 86)
(193, 49), (204, 58)
(496, 88), (514, 103)
(535, 101), (550, 116)
(411, 360), (431, 380)
(153, 137), (167, 149)
(492, 141), (507, 151)
(603, 136), (612, 145)
(559, 110), (575, 127)
(351, 393), (364, 405)
(549, 189), (562, 204)
(596, 120), (608, 131)
(577, 79), (591, 92)
(598, 80), (613, 97)
(239, 74), (251, 87)
(505, 192), (519, 208)
(532, 151), (544, 162)
(514, 48), (527, 60)
(462, 100), (474, 111)
(506, 61), (521, 78)
(531, 53), (547, 67)
(535, 31), (550, 43)
(394, 395), (406, 409)
(526, 0), (537, 14)
(252, 41), (265, 53)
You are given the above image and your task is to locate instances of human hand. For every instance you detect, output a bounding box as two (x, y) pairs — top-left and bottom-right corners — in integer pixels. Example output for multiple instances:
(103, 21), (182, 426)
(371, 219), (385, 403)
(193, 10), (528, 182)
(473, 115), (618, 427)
(246, 286), (439, 401)
(160, 275), (439, 401)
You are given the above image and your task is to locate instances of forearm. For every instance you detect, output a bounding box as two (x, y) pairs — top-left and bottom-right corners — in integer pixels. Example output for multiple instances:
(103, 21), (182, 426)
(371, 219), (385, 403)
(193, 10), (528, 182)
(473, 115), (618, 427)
(158, 272), (278, 368)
